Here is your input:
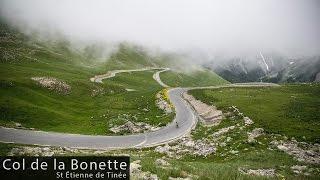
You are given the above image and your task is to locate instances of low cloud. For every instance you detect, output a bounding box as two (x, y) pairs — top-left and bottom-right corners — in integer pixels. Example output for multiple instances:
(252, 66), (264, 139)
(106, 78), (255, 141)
(1, 0), (320, 59)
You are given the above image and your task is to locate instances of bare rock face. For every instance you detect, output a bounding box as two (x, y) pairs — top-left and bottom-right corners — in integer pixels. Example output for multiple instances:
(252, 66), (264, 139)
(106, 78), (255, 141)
(31, 77), (71, 94)
(183, 93), (223, 126)
(247, 128), (264, 143)
(239, 168), (275, 177)
(271, 140), (320, 164)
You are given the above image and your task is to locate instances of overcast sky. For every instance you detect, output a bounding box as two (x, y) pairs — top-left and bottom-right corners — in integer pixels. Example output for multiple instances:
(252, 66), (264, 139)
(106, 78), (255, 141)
(1, 0), (320, 57)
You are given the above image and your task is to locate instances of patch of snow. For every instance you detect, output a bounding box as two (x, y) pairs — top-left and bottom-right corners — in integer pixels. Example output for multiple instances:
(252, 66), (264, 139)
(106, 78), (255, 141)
(259, 52), (269, 72)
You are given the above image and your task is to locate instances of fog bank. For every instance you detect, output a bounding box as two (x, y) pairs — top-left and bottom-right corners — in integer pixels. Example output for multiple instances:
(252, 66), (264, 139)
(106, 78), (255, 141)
(1, 0), (320, 58)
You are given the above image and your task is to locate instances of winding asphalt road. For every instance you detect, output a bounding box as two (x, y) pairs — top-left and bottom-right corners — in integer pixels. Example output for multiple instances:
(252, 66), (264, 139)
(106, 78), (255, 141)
(0, 68), (278, 149)
(152, 68), (170, 88)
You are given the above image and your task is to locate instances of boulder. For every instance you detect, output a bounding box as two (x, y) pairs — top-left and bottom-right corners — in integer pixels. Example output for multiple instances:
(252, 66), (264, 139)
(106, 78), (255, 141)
(243, 117), (254, 126)
(291, 165), (307, 174)
(155, 158), (170, 166)
(14, 123), (22, 128)
(239, 168), (275, 177)
(155, 144), (171, 154)
(247, 128), (264, 143)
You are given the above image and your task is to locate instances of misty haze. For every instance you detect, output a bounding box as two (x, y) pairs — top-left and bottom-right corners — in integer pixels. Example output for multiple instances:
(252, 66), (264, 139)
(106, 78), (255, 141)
(0, 0), (319, 179)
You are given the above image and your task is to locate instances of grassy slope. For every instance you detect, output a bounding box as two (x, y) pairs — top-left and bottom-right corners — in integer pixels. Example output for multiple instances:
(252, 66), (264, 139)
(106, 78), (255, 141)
(1, 23), (319, 179)
(160, 69), (229, 87)
(0, 58), (172, 135)
(1, 139), (317, 179)
(0, 24), (226, 134)
(134, 83), (319, 179)
(105, 43), (156, 70)
(1, 100), (318, 179)
(189, 84), (320, 143)
(0, 25), (172, 134)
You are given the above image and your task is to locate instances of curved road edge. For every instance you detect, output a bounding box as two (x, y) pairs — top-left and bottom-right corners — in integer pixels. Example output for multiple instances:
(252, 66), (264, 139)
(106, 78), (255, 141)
(0, 68), (280, 149)
(90, 67), (165, 83)
(0, 87), (196, 149)
(152, 68), (170, 88)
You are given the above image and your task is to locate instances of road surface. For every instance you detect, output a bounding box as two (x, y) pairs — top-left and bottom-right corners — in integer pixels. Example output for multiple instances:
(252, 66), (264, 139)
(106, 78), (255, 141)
(0, 69), (196, 149)
(0, 88), (194, 149)
(0, 68), (279, 149)
(152, 68), (170, 87)
(90, 67), (162, 83)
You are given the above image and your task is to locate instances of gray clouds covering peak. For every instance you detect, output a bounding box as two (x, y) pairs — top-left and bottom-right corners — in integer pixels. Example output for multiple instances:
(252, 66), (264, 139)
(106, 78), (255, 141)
(1, 0), (320, 57)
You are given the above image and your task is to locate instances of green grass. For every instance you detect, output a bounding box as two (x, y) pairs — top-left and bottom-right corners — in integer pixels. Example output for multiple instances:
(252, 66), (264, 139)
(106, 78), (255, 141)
(104, 43), (156, 70)
(0, 143), (15, 156)
(1, 105), (318, 179)
(189, 84), (320, 143)
(2, 141), (318, 179)
(160, 69), (229, 87)
(1, 21), (319, 179)
(0, 23), (230, 135)
(0, 26), (173, 134)
(0, 66), (173, 134)
(136, 112), (318, 179)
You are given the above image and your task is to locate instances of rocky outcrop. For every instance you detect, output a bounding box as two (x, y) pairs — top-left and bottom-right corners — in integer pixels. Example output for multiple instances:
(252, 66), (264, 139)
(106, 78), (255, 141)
(247, 128), (264, 143)
(243, 117), (254, 126)
(155, 157), (170, 167)
(291, 165), (307, 174)
(239, 168), (275, 177)
(183, 93), (223, 126)
(271, 140), (320, 164)
(155, 136), (216, 157)
(31, 77), (71, 94)
(8, 147), (55, 156)
(110, 121), (159, 134)
(212, 126), (235, 137)
(229, 106), (244, 117)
